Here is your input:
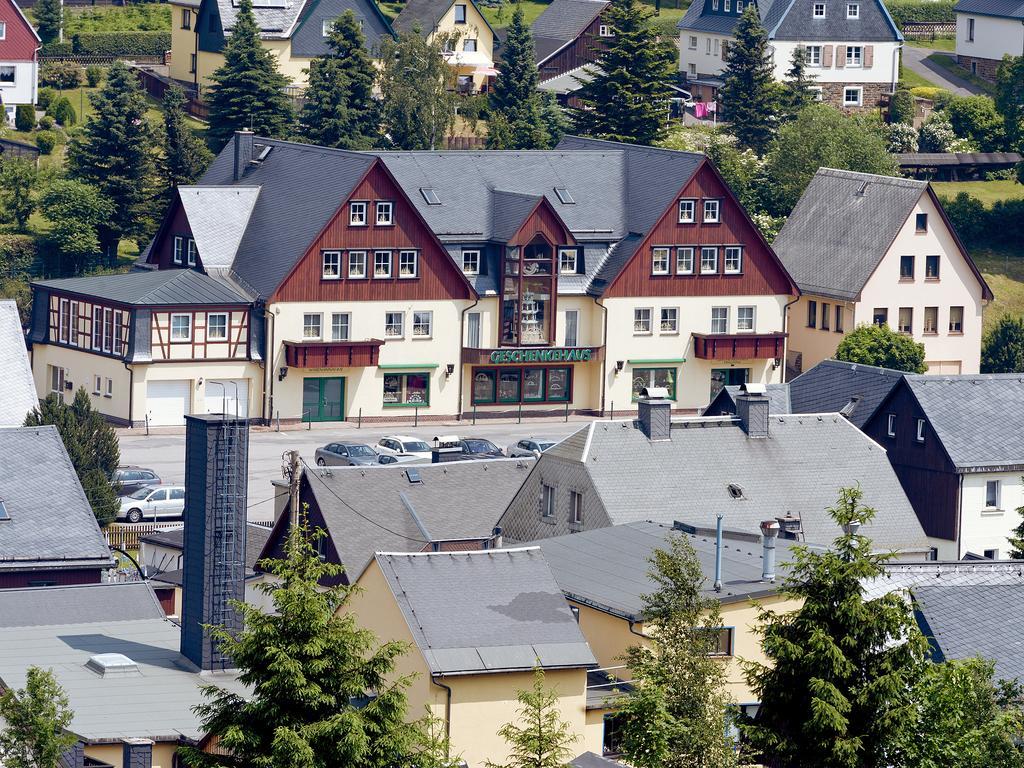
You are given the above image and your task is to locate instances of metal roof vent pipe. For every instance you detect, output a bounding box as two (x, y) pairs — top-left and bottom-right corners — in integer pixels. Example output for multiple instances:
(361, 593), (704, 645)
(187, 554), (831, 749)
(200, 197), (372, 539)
(736, 382), (770, 438)
(760, 520), (780, 583)
(713, 514), (723, 593)
(637, 386), (672, 441)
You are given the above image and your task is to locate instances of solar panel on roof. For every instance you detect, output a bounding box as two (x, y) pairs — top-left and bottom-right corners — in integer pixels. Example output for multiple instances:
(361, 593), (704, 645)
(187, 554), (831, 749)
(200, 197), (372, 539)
(420, 187), (441, 205)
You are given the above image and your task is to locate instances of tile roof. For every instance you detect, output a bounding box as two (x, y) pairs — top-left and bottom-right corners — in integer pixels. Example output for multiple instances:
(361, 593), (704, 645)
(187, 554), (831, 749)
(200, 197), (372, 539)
(301, 458), (534, 580)
(901, 374), (1024, 471)
(0, 300), (38, 427)
(177, 186), (260, 269)
(789, 359), (906, 428)
(374, 547), (597, 675)
(0, 582), (164, 628)
(772, 168), (927, 300)
(0, 426), (114, 573)
(531, 0), (609, 63)
(34, 268), (250, 306)
(677, 0), (901, 39)
(570, 753), (629, 768)
(953, 0), (1024, 18)
(140, 522), (272, 573)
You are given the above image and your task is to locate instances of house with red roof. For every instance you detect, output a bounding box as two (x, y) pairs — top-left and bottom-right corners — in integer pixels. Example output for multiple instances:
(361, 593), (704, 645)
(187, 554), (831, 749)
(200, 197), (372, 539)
(0, 0), (39, 127)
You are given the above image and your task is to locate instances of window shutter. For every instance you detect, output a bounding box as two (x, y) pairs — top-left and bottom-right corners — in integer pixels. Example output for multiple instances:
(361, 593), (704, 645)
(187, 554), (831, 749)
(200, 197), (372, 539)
(836, 44), (846, 68)
(864, 44), (874, 67)
(823, 44), (833, 67)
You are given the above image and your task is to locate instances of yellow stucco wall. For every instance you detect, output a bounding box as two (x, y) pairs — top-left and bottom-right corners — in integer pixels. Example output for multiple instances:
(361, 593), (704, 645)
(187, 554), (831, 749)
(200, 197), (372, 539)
(168, 1), (199, 84)
(32, 343), (133, 422)
(84, 742), (179, 768)
(431, 1), (494, 90)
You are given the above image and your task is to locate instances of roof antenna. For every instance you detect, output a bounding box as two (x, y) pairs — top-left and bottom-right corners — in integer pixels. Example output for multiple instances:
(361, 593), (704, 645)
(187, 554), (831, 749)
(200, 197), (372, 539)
(856, 181), (870, 197)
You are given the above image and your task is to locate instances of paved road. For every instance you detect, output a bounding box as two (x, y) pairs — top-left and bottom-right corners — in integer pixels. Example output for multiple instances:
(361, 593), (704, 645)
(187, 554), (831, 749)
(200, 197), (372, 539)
(902, 46), (984, 97)
(118, 418), (591, 522)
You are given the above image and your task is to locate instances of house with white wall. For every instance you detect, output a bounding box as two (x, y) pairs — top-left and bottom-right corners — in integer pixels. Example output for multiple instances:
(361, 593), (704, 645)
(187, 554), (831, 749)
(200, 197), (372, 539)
(953, 0), (1024, 81)
(677, 0), (903, 110)
(773, 168), (992, 378)
(0, 0), (39, 126)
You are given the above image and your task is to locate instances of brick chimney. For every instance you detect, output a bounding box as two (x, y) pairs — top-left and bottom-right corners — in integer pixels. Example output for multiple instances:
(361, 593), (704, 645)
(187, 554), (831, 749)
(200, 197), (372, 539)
(122, 739), (153, 768)
(736, 383), (770, 438)
(637, 386), (672, 441)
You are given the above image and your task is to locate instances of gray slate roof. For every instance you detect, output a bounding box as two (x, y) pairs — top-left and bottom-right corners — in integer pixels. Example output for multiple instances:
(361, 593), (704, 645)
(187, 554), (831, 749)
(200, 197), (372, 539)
(0, 300), (38, 427)
(35, 268), (250, 306)
(901, 374), (1024, 471)
(531, 0), (609, 63)
(953, 0), (1024, 18)
(678, 0), (902, 40)
(772, 168), (928, 300)
(705, 383), (793, 417)
(393, 0), (452, 30)
(570, 753), (628, 768)
(178, 186), (260, 269)
(303, 458), (534, 580)
(0, 582), (163, 628)
(790, 359), (905, 427)
(537, 521), (803, 618)
(0, 426), (114, 573)
(491, 190), (543, 242)
(374, 547), (597, 675)
(214, 0), (304, 37)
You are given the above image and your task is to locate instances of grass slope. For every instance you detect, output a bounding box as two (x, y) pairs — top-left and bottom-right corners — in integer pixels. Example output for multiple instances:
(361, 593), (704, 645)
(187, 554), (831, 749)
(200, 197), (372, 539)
(975, 248), (1024, 332)
(934, 180), (1024, 207)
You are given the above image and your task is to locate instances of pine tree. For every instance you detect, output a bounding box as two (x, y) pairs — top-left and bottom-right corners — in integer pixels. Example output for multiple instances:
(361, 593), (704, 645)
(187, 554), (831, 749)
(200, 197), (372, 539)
(571, 0), (676, 144)
(740, 486), (929, 768)
(617, 534), (737, 768)
(33, 0), (62, 46)
(25, 389), (121, 526)
(484, 667), (579, 768)
(66, 61), (156, 263)
(297, 11), (379, 149)
(782, 45), (816, 121)
(488, 4), (549, 149)
(1009, 495), (1024, 558)
(0, 666), (76, 768)
(719, 5), (780, 154)
(179, 514), (431, 768)
(206, 0), (294, 148)
(161, 84), (213, 192)
(378, 28), (457, 150)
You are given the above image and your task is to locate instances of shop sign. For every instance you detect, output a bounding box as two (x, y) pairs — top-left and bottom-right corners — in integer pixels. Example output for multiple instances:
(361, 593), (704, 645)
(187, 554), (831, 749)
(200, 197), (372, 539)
(488, 347), (595, 365)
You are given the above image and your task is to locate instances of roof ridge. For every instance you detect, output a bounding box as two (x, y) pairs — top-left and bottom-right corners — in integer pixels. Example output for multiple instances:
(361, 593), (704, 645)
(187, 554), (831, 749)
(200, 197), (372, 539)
(816, 167), (927, 187)
(379, 546), (541, 558)
(817, 358), (906, 376)
(134, 268), (194, 303)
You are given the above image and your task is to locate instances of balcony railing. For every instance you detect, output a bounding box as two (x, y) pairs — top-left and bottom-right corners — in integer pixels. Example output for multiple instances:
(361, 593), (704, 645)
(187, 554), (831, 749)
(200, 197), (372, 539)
(283, 339), (384, 369)
(691, 332), (787, 361)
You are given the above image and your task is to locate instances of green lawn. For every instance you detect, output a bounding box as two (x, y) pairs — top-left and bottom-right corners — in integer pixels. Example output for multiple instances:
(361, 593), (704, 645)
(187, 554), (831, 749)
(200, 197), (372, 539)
(904, 36), (955, 52)
(925, 51), (994, 94)
(974, 247), (1024, 332)
(933, 180), (1024, 207)
(899, 62), (939, 90)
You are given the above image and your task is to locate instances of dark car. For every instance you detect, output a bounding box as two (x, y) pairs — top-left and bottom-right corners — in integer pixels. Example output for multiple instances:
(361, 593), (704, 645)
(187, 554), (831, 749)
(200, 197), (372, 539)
(314, 442), (379, 467)
(110, 466), (162, 496)
(459, 438), (504, 459)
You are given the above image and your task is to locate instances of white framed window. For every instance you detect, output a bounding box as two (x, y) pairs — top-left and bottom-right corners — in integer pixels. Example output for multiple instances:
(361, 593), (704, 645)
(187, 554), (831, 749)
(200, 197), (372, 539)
(322, 250), (341, 279)
(967, 17), (974, 41)
(724, 246), (742, 274)
(376, 201), (394, 225)
(102, 308), (114, 352)
(813, 2), (826, 16)
(0, 21), (6, 39)
(711, 306), (729, 334)
(564, 309), (579, 347)
(541, 483), (555, 518)
(678, 199), (696, 223)
(105, 378), (113, 397)
(724, 0), (730, 10)
(688, 62), (697, 76)
(467, 311), (481, 347)
(302, 313), (322, 339)
(688, 35), (697, 49)
(843, 87), (863, 106)
(986, 479), (1001, 509)
(570, 490), (583, 524)
(49, 365), (66, 394)
(462, 249), (481, 275)
(349, 201), (368, 226)
(463, 37), (478, 51)
(399, 250), (419, 278)
(92, 307), (102, 349)
(737, 305), (755, 331)
(67, 301), (79, 347)
(0, 65), (13, 84)
(322, 18), (336, 35)
(558, 248), (578, 274)
(412, 311), (433, 338)
(661, 307), (679, 333)
(810, 86), (824, 101)
(898, 306), (913, 334)
(385, 311), (405, 338)
(348, 251), (367, 279)
(652, 247), (671, 275)
(58, 298), (70, 344)
(374, 250), (392, 278)
(93, 375), (102, 395)
(701, 246), (718, 274)
(112, 310), (123, 355)
(454, 3), (467, 22)
(187, 238), (198, 266)
(887, 413), (896, 437)
(207, 312), (228, 341)
(599, 24), (612, 36)
(846, 45), (862, 66)
(949, 306), (964, 333)
(847, 2), (859, 17)
(677, 247), (694, 274)
(331, 312), (351, 341)
(707, 36), (713, 53)
(173, 236), (184, 264)
(714, 38), (720, 54)
(634, 307), (653, 334)
(170, 313), (192, 342)
(916, 418), (926, 442)
(807, 45), (822, 65)
(703, 199), (720, 222)
(737, 0), (743, 9)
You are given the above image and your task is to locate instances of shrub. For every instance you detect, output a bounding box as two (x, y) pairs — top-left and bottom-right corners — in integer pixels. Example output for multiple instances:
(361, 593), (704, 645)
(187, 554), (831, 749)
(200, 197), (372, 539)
(40, 61), (84, 89)
(37, 115), (55, 131)
(835, 323), (927, 373)
(73, 31), (171, 56)
(889, 88), (915, 125)
(85, 65), (105, 88)
(40, 40), (74, 56)
(14, 104), (35, 132)
(940, 192), (1024, 246)
(37, 86), (56, 111)
(886, 0), (955, 27)
(47, 96), (77, 127)
(918, 114), (958, 152)
(886, 122), (919, 152)
(942, 95), (1006, 152)
(35, 130), (58, 155)
(0, 235), (38, 279)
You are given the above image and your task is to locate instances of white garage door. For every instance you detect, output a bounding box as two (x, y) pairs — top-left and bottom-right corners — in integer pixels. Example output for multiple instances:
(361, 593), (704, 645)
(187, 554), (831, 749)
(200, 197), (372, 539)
(206, 379), (249, 418)
(147, 380), (191, 426)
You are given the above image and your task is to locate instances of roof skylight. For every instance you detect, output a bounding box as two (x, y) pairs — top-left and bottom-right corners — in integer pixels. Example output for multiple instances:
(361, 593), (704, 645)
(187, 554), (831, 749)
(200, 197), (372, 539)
(421, 187), (441, 205)
(553, 187), (575, 205)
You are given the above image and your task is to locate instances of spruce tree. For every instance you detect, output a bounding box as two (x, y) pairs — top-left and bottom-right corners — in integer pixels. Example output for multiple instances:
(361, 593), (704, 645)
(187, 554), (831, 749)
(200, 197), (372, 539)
(484, 667), (579, 768)
(66, 61), (156, 263)
(740, 486), (929, 768)
(298, 11), (379, 149)
(1008, 494), (1024, 558)
(0, 666), (76, 768)
(719, 4), (780, 154)
(206, 0), (294, 148)
(782, 45), (816, 121)
(33, 0), (62, 46)
(161, 84), (213, 192)
(571, 0), (676, 144)
(488, 4), (549, 149)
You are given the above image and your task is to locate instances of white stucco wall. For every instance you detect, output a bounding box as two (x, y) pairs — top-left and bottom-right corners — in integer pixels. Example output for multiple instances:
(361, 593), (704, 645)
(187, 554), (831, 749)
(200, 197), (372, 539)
(678, 31), (732, 76)
(0, 60), (38, 113)
(771, 40), (900, 89)
(959, 471), (1024, 560)
(955, 12), (1024, 62)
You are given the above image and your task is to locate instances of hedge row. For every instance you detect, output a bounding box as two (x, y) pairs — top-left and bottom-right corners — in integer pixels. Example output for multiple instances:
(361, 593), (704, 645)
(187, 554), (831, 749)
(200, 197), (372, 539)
(41, 41), (74, 56)
(941, 194), (1024, 247)
(73, 31), (171, 56)
(886, 0), (956, 27)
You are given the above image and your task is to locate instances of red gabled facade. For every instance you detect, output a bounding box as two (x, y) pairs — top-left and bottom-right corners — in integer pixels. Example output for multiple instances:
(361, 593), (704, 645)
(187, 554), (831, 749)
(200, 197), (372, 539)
(148, 197), (201, 270)
(537, 7), (611, 83)
(604, 159), (798, 299)
(0, 0), (40, 61)
(509, 197), (576, 248)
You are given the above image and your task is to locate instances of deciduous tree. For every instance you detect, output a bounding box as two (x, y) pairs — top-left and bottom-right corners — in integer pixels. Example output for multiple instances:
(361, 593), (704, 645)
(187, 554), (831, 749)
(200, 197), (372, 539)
(485, 667), (578, 768)
(834, 323), (927, 373)
(38, 180), (113, 277)
(378, 28), (457, 150)
(488, 5), (549, 149)
(981, 315), (1024, 373)
(995, 55), (1024, 151)
(0, 159), (37, 230)
(719, 5), (779, 154)
(0, 666), (76, 768)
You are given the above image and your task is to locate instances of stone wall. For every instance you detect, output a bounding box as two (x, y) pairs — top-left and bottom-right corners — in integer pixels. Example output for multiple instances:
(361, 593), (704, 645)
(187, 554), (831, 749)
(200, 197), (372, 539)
(957, 54), (999, 81)
(817, 81), (891, 111)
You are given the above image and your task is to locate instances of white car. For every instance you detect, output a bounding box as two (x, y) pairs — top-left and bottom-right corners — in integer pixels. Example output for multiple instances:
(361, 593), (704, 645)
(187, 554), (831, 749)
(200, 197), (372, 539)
(118, 484), (186, 523)
(507, 438), (558, 458)
(375, 435), (432, 460)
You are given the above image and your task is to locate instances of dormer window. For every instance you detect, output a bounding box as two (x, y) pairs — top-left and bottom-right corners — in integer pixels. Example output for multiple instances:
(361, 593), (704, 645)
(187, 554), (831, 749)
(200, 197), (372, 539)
(847, 2), (859, 17)
(724, 0), (731, 10)
(813, 2), (826, 16)
(187, 238), (198, 266)
(558, 248), (578, 274)
(712, 0), (719, 9)
(462, 249), (481, 275)
(350, 201), (368, 226)
(173, 236), (184, 264)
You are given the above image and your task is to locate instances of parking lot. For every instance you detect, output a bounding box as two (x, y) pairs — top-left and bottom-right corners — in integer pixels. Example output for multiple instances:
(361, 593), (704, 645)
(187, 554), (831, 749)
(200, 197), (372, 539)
(117, 417), (592, 522)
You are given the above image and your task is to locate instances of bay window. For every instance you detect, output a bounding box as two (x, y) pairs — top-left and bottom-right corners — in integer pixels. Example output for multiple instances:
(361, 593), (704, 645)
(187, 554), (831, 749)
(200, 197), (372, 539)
(501, 237), (555, 346)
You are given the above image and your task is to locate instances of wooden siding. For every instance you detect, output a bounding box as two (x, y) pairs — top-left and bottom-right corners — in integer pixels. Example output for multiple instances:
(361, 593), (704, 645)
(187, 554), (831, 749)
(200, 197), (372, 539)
(537, 12), (609, 82)
(692, 332), (786, 360)
(510, 198), (576, 248)
(284, 339), (383, 368)
(273, 162), (474, 303)
(863, 382), (960, 540)
(0, 0), (40, 60)
(0, 568), (104, 588)
(148, 198), (201, 270)
(47, 292), (130, 359)
(603, 161), (796, 298)
(150, 308), (250, 362)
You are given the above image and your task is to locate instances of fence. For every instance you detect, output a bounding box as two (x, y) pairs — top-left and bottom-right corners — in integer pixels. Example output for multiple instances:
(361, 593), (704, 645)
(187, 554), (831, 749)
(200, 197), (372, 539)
(902, 21), (956, 37)
(105, 521), (183, 551)
(41, 53), (165, 65)
(133, 65), (209, 120)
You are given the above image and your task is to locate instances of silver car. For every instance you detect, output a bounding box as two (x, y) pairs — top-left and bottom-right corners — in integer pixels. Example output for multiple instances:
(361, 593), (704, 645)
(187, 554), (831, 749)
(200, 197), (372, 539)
(507, 438), (557, 458)
(314, 442), (379, 467)
(118, 485), (186, 523)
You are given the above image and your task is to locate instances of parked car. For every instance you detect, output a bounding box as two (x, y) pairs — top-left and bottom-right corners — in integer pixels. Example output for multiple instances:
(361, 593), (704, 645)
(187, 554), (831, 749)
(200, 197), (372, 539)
(507, 438), (557, 457)
(375, 435), (432, 460)
(459, 438), (504, 459)
(110, 466), (161, 496)
(118, 484), (185, 523)
(376, 453), (431, 465)
(315, 442), (379, 467)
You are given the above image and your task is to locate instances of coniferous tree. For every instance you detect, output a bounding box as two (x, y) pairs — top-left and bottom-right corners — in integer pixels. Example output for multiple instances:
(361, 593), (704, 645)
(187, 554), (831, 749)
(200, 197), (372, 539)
(981, 315), (1024, 373)
(378, 28), (457, 150)
(25, 389), (121, 525)
(484, 667), (579, 768)
(719, 5), (780, 154)
(571, 0), (676, 144)
(33, 0), (62, 46)
(161, 84), (213, 192)
(617, 535), (737, 768)
(488, 4), (549, 149)
(298, 11), (379, 149)
(1009, 494), (1024, 558)
(206, 0), (294, 148)
(0, 666), (76, 768)
(782, 45), (816, 121)
(66, 61), (156, 263)
(741, 486), (929, 768)
(994, 55), (1024, 151)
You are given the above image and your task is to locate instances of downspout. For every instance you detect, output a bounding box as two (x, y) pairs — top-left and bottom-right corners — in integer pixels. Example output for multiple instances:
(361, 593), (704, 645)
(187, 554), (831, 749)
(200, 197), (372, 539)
(32, 45), (41, 108)
(431, 676), (453, 751)
(627, 619), (647, 639)
(892, 41), (902, 95)
(956, 474), (964, 560)
(596, 296), (608, 415)
(265, 304), (275, 423)
(457, 296), (479, 420)
(780, 293), (801, 381)
(123, 361), (134, 427)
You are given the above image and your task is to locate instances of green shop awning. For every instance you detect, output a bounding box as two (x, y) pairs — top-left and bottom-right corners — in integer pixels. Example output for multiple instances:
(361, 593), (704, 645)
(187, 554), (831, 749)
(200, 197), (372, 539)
(626, 358), (686, 365)
(378, 363), (440, 370)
